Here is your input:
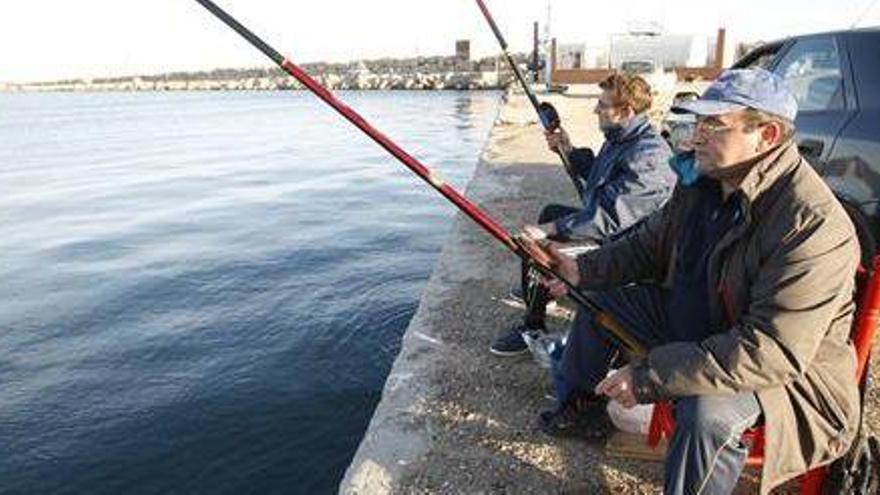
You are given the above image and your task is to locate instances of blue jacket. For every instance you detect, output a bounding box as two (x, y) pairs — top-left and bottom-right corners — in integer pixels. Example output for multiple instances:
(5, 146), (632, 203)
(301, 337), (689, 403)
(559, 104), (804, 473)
(554, 114), (676, 243)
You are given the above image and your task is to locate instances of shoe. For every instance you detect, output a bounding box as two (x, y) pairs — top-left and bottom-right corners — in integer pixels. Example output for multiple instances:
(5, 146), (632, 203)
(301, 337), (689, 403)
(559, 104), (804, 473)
(537, 391), (610, 439)
(490, 324), (543, 356)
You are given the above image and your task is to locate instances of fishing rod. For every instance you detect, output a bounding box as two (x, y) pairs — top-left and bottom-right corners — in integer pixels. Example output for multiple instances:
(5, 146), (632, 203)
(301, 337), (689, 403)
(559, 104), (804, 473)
(190, 0), (645, 357)
(473, 0), (585, 199)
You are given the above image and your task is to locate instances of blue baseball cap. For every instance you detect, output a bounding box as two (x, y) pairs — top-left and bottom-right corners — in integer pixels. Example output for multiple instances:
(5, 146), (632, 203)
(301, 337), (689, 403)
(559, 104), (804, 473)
(671, 68), (798, 121)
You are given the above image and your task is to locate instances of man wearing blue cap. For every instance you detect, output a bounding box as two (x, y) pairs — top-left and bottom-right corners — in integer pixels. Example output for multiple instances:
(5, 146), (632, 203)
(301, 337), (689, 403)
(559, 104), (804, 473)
(537, 68), (860, 494)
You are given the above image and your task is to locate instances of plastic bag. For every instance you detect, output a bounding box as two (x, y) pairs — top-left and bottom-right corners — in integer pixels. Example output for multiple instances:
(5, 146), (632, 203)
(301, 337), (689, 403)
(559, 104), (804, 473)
(522, 330), (565, 369)
(606, 392), (655, 435)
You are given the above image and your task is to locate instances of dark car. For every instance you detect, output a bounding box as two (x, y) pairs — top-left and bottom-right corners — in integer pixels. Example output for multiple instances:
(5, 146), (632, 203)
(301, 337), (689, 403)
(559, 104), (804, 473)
(733, 28), (880, 253)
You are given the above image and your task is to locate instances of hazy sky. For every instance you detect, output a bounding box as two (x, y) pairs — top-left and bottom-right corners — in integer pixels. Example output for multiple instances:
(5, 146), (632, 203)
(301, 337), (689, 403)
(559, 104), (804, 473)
(1, 0), (877, 83)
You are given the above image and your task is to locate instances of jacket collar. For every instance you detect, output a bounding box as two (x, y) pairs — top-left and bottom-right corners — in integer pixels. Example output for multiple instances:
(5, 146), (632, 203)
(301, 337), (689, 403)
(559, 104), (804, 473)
(603, 113), (650, 143)
(733, 138), (800, 203)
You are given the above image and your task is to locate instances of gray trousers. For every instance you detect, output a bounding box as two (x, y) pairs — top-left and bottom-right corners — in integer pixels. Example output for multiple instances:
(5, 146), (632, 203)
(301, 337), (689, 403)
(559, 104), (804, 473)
(552, 285), (762, 495)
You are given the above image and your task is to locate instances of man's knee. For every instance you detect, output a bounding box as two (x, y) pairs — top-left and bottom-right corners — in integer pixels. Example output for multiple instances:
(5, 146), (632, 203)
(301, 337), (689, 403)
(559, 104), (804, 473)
(538, 204), (574, 224)
(674, 396), (758, 442)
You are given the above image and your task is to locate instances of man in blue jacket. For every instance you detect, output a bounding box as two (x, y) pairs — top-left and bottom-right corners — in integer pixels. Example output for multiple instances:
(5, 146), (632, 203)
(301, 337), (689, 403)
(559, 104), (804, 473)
(491, 73), (676, 356)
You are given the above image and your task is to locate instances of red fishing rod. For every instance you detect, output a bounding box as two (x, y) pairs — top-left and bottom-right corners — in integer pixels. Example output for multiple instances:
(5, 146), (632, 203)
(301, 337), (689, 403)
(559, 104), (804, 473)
(473, 0), (585, 199)
(191, 0), (644, 357)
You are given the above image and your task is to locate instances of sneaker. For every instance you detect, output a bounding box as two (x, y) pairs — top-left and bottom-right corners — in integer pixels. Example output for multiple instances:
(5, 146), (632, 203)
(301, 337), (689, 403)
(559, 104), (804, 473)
(537, 391), (611, 439)
(489, 324), (542, 356)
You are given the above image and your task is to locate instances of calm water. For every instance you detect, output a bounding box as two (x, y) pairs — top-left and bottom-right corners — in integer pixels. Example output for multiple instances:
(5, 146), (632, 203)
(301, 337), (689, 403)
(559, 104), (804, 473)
(0, 90), (499, 494)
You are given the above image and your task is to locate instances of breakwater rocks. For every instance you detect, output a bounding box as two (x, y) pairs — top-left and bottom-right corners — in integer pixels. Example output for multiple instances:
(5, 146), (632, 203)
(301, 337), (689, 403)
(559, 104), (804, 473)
(4, 55), (529, 92)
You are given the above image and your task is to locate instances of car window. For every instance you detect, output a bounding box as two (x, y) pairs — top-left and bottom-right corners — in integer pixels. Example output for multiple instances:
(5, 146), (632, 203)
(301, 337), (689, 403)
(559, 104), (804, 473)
(732, 42), (783, 70)
(749, 52), (778, 70)
(621, 61), (655, 74)
(772, 36), (845, 112)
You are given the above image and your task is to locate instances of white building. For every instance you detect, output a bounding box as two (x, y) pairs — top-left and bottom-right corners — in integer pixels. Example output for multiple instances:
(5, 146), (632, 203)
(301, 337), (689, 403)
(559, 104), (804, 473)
(557, 43), (587, 69)
(609, 32), (708, 70)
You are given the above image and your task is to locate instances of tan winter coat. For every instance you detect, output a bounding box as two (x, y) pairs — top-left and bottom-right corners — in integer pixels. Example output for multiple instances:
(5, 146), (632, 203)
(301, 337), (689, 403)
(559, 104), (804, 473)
(577, 141), (861, 493)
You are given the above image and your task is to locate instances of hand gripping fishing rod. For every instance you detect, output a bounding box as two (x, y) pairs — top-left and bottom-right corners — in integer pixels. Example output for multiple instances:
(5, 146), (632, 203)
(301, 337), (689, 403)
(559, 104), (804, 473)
(473, 0), (585, 199)
(191, 0), (645, 357)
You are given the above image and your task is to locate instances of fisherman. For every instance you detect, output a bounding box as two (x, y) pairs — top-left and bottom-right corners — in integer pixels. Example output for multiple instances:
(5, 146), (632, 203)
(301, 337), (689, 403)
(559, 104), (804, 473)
(538, 68), (860, 495)
(490, 72), (676, 356)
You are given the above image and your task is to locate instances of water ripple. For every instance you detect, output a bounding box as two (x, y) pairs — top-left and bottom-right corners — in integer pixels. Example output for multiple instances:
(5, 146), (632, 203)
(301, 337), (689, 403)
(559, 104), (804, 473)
(0, 90), (499, 494)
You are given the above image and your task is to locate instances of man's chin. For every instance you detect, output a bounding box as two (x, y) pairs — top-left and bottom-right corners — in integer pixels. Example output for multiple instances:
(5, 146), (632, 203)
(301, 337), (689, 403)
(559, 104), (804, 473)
(694, 153), (716, 173)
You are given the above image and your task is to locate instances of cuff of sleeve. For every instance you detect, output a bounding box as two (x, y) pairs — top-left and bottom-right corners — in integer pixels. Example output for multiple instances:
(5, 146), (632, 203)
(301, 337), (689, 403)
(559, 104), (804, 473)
(631, 359), (664, 404)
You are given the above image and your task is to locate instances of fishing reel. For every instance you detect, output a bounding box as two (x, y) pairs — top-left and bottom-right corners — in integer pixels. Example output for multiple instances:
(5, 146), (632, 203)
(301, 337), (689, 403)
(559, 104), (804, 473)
(537, 101), (561, 132)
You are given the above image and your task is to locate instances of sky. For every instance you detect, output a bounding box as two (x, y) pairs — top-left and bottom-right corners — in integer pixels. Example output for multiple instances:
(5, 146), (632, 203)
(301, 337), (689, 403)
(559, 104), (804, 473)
(1, 0), (878, 83)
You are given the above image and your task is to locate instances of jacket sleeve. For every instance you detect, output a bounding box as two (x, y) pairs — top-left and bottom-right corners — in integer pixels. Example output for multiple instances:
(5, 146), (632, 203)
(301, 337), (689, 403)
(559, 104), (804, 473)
(568, 147), (595, 180)
(575, 190), (675, 291)
(555, 142), (674, 243)
(631, 206), (860, 402)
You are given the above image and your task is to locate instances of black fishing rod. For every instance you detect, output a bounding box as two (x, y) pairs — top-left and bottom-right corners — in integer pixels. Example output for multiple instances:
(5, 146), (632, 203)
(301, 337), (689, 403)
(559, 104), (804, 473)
(474, 0), (585, 199)
(190, 0), (645, 357)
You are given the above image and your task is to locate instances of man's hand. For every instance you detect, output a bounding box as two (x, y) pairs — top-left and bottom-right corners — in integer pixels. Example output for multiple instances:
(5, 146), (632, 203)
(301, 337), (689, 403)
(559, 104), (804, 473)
(545, 128), (573, 156)
(595, 365), (637, 409)
(521, 223), (559, 241)
(521, 224), (548, 241)
(538, 242), (579, 298)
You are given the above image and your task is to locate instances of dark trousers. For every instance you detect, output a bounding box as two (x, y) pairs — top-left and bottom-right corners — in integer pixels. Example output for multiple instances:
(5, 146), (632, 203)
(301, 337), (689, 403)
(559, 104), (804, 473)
(520, 204), (596, 329)
(553, 284), (762, 495)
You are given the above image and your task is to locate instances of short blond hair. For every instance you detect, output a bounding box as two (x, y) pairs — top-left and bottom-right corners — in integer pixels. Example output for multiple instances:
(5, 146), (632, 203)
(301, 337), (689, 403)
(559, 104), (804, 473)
(599, 73), (653, 114)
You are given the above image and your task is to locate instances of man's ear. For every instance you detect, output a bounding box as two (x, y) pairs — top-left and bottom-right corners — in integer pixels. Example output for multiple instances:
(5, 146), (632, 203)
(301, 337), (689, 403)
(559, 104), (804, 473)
(760, 121), (783, 147)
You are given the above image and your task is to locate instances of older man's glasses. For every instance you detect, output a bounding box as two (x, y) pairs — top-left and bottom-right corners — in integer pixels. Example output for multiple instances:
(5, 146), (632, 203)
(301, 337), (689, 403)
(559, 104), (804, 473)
(694, 116), (767, 136)
(694, 116), (738, 135)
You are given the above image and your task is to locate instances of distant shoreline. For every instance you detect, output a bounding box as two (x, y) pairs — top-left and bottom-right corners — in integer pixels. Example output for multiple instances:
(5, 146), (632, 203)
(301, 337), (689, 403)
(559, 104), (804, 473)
(0, 80), (507, 93)
(1, 54), (527, 93)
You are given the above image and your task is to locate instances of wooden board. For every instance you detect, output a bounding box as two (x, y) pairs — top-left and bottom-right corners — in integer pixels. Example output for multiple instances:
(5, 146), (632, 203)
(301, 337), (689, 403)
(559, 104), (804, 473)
(604, 430), (668, 462)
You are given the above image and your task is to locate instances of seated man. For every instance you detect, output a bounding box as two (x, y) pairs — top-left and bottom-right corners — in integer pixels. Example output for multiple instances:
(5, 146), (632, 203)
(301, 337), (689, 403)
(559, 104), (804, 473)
(490, 73), (676, 356)
(539, 69), (860, 494)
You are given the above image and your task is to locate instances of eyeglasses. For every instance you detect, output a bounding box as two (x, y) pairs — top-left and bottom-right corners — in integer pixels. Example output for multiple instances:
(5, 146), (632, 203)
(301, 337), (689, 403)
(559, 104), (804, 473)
(694, 116), (768, 136)
(694, 117), (737, 135)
